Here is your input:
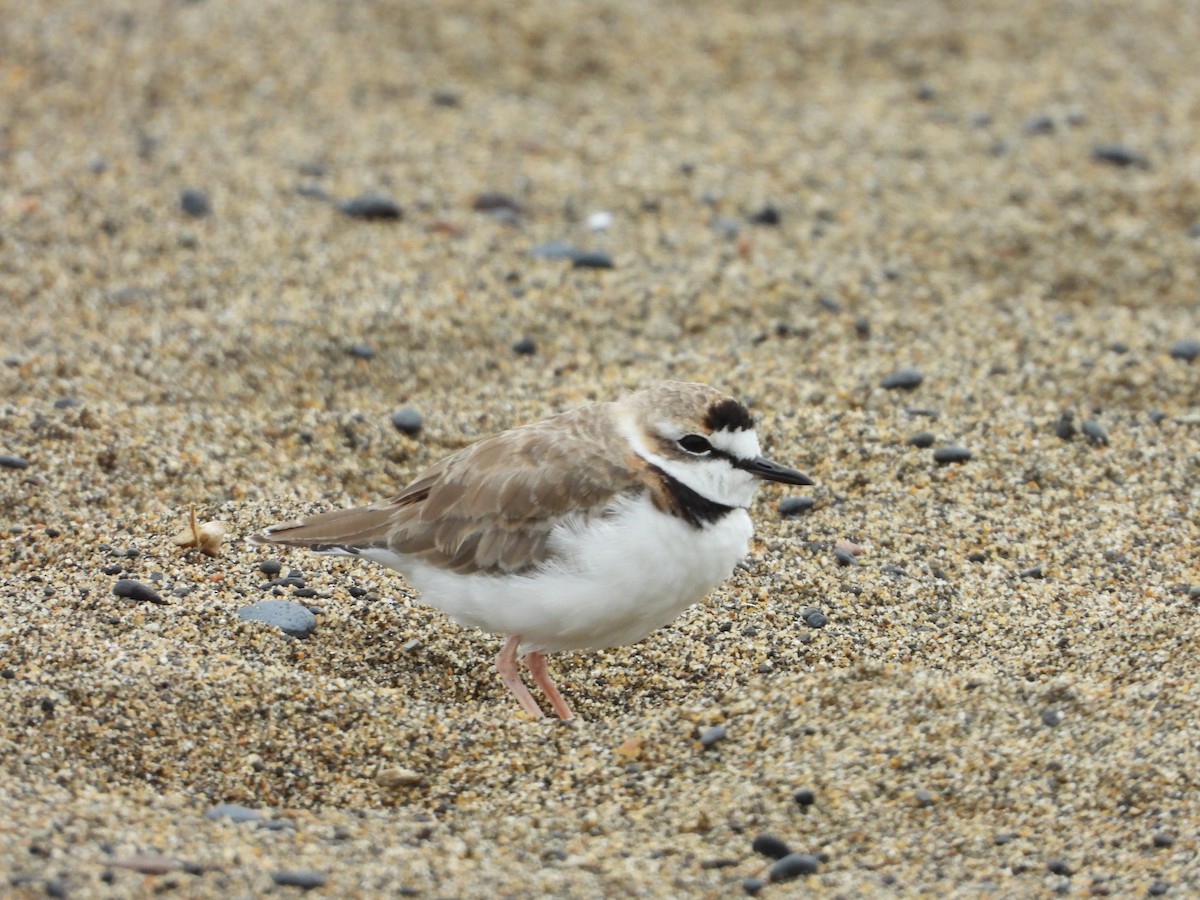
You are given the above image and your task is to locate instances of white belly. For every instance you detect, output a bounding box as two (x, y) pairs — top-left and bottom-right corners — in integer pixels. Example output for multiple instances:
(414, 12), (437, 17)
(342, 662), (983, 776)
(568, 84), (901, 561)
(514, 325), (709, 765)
(393, 493), (754, 653)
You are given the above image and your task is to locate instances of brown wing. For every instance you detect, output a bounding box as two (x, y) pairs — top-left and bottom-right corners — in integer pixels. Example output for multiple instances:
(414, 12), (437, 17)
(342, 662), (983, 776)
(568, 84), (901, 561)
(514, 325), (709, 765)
(251, 402), (641, 575)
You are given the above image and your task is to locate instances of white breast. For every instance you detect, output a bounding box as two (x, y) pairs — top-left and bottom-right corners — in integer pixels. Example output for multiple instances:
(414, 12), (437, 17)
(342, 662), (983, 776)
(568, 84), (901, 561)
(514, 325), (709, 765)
(391, 493), (754, 653)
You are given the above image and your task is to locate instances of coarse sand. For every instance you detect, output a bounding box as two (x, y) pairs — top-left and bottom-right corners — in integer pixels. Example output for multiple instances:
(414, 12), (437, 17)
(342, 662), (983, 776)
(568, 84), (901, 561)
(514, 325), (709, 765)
(2, 0), (1199, 896)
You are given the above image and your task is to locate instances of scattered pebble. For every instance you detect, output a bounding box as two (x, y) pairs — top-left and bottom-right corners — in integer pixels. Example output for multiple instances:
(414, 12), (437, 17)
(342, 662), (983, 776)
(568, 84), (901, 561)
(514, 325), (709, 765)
(698, 725), (726, 749)
(570, 250), (615, 269)
(1041, 708), (1064, 727)
(259, 559), (282, 577)
(1019, 564), (1045, 579)
(271, 870), (327, 890)
(1047, 859), (1073, 877)
(801, 608), (828, 628)
(915, 789), (935, 807)
(907, 431), (935, 448)
(834, 548), (858, 567)
(777, 496), (814, 517)
(377, 766), (423, 788)
(112, 579), (164, 605)
(933, 446), (972, 465)
(472, 192), (522, 214)
(204, 803), (262, 822)
(1055, 411), (1076, 441)
(751, 834), (792, 861)
(0, 454), (30, 470)
(106, 853), (182, 875)
(390, 407), (423, 436)
(1023, 114), (1056, 134)
(586, 211), (614, 231)
(1151, 832), (1174, 848)
(338, 193), (402, 220)
(1168, 338), (1199, 362)
(742, 876), (766, 895)
(1082, 419), (1108, 446)
(747, 205), (781, 226)
(237, 600), (317, 638)
(768, 852), (820, 882)
(881, 368), (924, 390)
(180, 189), (211, 217)
(1091, 144), (1148, 168)
(793, 788), (816, 807)
(346, 342), (376, 360)
(528, 240), (578, 259)
(511, 337), (537, 356)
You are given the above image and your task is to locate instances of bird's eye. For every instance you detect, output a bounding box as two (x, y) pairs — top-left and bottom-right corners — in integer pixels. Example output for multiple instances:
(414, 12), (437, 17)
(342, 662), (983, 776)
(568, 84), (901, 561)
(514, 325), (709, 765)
(677, 434), (713, 454)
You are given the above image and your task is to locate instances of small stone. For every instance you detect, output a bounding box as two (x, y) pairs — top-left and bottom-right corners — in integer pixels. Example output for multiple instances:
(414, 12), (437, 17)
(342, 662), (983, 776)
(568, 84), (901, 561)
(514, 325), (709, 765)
(907, 431), (935, 448)
(1041, 708), (1064, 727)
(237, 600), (317, 638)
(834, 548), (858, 567)
(271, 870), (327, 890)
(711, 216), (740, 238)
(1168, 338), (1200, 362)
(768, 852), (820, 882)
(102, 563), (122, 576)
(107, 853), (182, 875)
(586, 211), (614, 231)
(1091, 144), (1148, 168)
(377, 766), (423, 788)
(777, 496), (815, 517)
(747, 205), (781, 226)
(53, 397), (79, 409)
(933, 446), (972, 465)
(1081, 419), (1108, 446)
(259, 560), (282, 577)
(338, 193), (402, 220)
(881, 368), (924, 390)
(431, 87), (461, 107)
(915, 789), (935, 807)
(1019, 564), (1045, 579)
(472, 192), (522, 215)
(512, 336), (537, 356)
(1055, 411), (1076, 441)
(528, 240), (578, 259)
(801, 609), (828, 628)
(817, 295), (841, 313)
(793, 788), (816, 807)
(346, 342), (376, 360)
(180, 189), (211, 217)
(390, 407), (423, 436)
(0, 454), (30, 470)
(742, 876), (766, 896)
(905, 407), (939, 419)
(204, 803), (262, 822)
(570, 250), (615, 269)
(1149, 881), (1170, 896)
(45, 878), (68, 898)
(112, 579), (164, 605)
(1047, 859), (1073, 877)
(751, 834), (792, 860)
(1023, 114), (1056, 135)
(994, 832), (1016, 845)
(698, 725), (726, 749)
(1151, 832), (1174, 848)
(854, 316), (871, 338)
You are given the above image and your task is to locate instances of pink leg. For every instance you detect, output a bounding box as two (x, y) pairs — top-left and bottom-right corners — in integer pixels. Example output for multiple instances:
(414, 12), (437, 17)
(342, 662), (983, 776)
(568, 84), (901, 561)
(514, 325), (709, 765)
(525, 651), (575, 721)
(494, 635), (545, 719)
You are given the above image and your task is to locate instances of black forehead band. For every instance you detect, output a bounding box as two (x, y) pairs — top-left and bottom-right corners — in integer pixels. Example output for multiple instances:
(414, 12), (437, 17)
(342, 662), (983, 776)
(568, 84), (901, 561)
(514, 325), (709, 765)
(703, 398), (754, 432)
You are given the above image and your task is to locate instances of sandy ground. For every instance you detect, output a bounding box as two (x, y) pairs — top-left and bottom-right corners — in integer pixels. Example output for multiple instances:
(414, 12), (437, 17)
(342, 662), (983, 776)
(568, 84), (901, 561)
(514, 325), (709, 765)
(2, 0), (1199, 896)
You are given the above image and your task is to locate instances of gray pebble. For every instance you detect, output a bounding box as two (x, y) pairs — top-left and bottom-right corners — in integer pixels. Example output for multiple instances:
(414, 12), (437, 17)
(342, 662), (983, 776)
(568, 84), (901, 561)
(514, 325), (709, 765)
(1047, 859), (1072, 876)
(346, 342), (376, 360)
(881, 368), (924, 390)
(698, 725), (727, 749)
(747, 205), (781, 226)
(390, 406), (423, 436)
(1151, 832), (1174, 848)
(742, 876), (766, 896)
(933, 446), (972, 465)
(570, 250), (615, 269)
(0, 454), (30, 470)
(271, 870), (327, 890)
(751, 834), (791, 860)
(259, 559), (282, 577)
(777, 496), (814, 517)
(1041, 708), (1064, 727)
(1055, 411), (1076, 441)
(112, 579), (164, 605)
(180, 189), (211, 217)
(472, 192), (522, 214)
(1168, 338), (1199, 362)
(1091, 144), (1148, 168)
(204, 803), (262, 823)
(528, 240), (578, 259)
(512, 337), (537, 356)
(1019, 564), (1045, 579)
(834, 548), (858, 567)
(338, 193), (402, 220)
(237, 600), (317, 638)
(1082, 419), (1108, 446)
(711, 216), (740, 238)
(768, 852), (820, 882)
(801, 609), (829, 628)
(915, 788), (935, 807)
(907, 431), (935, 448)
(1023, 114), (1056, 135)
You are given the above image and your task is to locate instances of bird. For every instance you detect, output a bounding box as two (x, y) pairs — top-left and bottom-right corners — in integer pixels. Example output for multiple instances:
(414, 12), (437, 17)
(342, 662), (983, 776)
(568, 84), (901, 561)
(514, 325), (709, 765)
(249, 381), (812, 720)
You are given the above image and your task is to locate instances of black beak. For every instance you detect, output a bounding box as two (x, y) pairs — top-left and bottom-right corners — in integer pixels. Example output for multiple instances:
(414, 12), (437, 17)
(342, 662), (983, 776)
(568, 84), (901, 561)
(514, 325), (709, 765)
(736, 456), (814, 486)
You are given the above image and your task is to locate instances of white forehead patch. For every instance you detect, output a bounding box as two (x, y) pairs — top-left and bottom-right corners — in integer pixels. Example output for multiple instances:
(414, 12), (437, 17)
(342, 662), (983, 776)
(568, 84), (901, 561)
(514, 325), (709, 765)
(710, 427), (761, 461)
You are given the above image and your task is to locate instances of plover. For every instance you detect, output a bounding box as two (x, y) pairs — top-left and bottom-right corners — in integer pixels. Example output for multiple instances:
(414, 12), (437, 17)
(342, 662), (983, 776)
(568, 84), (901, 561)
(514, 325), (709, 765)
(250, 382), (812, 720)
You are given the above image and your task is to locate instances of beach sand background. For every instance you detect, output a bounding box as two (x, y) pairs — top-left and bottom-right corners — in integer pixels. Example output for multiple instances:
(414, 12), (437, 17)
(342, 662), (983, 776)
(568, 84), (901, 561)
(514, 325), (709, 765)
(2, 0), (1199, 895)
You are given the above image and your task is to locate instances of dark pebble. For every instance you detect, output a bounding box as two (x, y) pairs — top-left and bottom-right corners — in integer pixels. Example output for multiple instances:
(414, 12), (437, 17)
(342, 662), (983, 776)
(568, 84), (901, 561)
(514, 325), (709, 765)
(237, 600), (317, 639)
(338, 193), (402, 220)
(994, 832), (1016, 845)
(1082, 419), (1108, 446)
(834, 549), (858, 567)
(817, 295), (841, 313)
(698, 725), (727, 749)
(204, 803), (262, 823)
(570, 250), (615, 269)
(0, 454), (30, 470)
(180, 189), (211, 217)
(259, 560), (282, 577)
(1149, 881), (1170, 896)
(346, 342), (376, 360)
(1023, 114), (1056, 135)
(967, 551), (988, 563)
(472, 192), (522, 214)
(904, 407), (939, 418)
(1151, 832), (1174, 848)
(431, 87), (461, 107)
(53, 397), (79, 409)
(699, 858), (738, 870)
(751, 834), (792, 861)
(777, 496), (815, 517)
(1109, 341), (1129, 354)
(112, 579), (164, 605)
(768, 852), (820, 882)
(793, 788), (816, 807)
(287, 569), (305, 580)
(101, 563), (123, 576)
(512, 337), (537, 356)
(1091, 144), (1147, 168)
(44, 878), (68, 898)
(742, 876), (766, 896)
(264, 576), (306, 589)
(747, 205), (781, 226)
(390, 407), (423, 436)
(1055, 411), (1076, 441)
(854, 316), (871, 338)
(293, 587), (318, 599)
(271, 870), (327, 890)
(1019, 564), (1045, 579)
(1168, 338), (1200, 362)
(528, 240), (579, 260)
(933, 446), (972, 465)
(881, 368), (924, 390)
(1047, 859), (1073, 877)
(1041, 708), (1064, 727)
(801, 609), (828, 628)
(907, 431), (935, 448)
(348, 586), (368, 599)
